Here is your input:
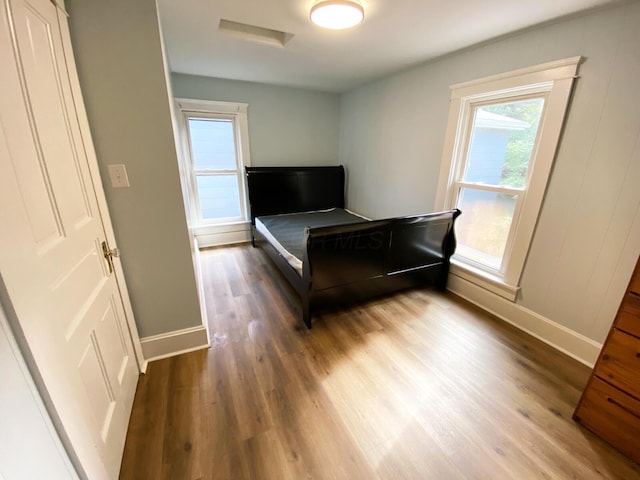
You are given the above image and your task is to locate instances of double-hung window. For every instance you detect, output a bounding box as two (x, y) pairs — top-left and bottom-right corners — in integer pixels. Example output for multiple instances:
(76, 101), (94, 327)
(188, 116), (244, 221)
(436, 58), (580, 300)
(176, 99), (251, 234)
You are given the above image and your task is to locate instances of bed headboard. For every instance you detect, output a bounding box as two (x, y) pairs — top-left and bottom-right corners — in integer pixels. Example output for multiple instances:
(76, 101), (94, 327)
(245, 166), (345, 223)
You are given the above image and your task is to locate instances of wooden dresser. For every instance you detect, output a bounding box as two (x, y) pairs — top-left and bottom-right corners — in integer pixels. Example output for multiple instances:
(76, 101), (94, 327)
(573, 258), (640, 463)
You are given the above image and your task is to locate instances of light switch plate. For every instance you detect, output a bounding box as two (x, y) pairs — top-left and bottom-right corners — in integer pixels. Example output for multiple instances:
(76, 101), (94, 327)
(107, 164), (130, 188)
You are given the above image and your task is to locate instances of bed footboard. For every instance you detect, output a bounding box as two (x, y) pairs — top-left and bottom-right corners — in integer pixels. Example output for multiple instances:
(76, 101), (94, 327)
(300, 209), (460, 328)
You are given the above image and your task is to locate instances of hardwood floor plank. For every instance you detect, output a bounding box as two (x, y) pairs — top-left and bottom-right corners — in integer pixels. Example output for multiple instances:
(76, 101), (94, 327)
(119, 360), (169, 480)
(119, 245), (640, 479)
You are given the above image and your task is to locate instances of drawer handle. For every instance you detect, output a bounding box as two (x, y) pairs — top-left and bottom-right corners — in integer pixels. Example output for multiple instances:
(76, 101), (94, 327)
(607, 397), (640, 420)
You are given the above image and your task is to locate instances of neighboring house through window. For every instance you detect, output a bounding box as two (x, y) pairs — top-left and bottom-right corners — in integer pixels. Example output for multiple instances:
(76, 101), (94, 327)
(176, 99), (252, 246)
(435, 57), (580, 300)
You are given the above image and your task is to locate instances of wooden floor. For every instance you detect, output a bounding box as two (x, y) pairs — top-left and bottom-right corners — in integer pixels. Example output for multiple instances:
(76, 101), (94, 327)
(119, 245), (640, 480)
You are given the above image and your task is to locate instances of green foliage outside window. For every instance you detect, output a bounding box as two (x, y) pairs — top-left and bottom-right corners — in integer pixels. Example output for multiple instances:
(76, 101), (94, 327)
(483, 99), (544, 188)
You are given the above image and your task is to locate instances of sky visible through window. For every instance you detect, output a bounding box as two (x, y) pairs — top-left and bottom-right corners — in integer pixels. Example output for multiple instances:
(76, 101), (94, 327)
(188, 118), (241, 220)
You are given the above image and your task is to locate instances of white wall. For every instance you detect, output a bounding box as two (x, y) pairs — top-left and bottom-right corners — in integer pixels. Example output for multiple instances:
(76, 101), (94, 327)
(171, 74), (341, 166)
(339, 2), (640, 347)
(0, 302), (78, 480)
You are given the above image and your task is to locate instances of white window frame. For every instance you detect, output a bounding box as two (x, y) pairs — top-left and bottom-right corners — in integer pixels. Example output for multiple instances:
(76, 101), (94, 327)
(435, 57), (581, 301)
(176, 98), (252, 239)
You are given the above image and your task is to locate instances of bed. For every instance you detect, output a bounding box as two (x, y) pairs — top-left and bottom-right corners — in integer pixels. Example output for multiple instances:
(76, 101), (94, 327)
(245, 166), (461, 328)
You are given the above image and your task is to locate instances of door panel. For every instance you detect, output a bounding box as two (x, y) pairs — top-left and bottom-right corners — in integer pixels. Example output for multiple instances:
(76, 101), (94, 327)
(4, 115), (63, 246)
(78, 340), (114, 434)
(0, 0), (139, 478)
(20, 0), (93, 228)
(97, 298), (131, 389)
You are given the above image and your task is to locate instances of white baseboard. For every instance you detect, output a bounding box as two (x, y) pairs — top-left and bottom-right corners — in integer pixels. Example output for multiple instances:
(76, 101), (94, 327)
(140, 325), (210, 362)
(196, 229), (251, 248)
(195, 222), (251, 248)
(447, 274), (603, 367)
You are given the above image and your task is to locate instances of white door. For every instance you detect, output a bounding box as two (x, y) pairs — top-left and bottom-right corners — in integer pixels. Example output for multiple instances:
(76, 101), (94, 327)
(0, 0), (139, 479)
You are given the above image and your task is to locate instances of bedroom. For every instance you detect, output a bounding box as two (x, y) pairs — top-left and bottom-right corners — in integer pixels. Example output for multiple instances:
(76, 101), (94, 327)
(1, 0), (639, 478)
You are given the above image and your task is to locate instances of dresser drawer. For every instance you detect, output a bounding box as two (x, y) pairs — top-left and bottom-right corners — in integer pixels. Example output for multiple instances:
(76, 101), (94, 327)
(616, 293), (640, 338)
(574, 377), (640, 463)
(594, 329), (640, 399)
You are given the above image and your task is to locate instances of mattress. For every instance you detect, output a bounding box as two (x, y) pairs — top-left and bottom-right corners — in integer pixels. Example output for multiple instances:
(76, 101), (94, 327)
(255, 208), (368, 276)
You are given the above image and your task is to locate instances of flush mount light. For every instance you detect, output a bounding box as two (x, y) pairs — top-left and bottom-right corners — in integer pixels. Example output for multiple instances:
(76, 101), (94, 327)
(310, 0), (364, 30)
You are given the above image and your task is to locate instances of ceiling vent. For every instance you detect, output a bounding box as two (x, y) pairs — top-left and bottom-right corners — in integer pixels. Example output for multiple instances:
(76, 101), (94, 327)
(218, 19), (294, 47)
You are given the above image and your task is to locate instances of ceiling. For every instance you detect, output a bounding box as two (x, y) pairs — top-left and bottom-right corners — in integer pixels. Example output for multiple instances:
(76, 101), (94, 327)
(157, 0), (621, 93)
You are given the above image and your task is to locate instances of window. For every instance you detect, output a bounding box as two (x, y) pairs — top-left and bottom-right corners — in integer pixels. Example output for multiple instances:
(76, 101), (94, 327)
(188, 118), (242, 221)
(436, 58), (580, 300)
(176, 99), (251, 229)
(453, 97), (545, 270)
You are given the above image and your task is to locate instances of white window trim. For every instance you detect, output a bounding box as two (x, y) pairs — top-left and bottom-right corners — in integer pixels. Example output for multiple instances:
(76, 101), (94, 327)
(176, 98), (252, 242)
(435, 57), (581, 301)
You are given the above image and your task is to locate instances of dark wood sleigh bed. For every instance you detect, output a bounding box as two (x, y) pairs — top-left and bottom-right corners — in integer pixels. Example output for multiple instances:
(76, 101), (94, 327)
(245, 166), (461, 329)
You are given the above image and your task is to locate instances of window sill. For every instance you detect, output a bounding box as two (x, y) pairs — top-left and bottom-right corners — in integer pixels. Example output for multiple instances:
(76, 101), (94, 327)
(449, 259), (519, 302)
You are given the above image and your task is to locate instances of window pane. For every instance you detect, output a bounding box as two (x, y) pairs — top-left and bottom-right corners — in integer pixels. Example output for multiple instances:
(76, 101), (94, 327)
(455, 188), (517, 270)
(188, 118), (236, 170)
(196, 175), (241, 220)
(464, 98), (544, 188)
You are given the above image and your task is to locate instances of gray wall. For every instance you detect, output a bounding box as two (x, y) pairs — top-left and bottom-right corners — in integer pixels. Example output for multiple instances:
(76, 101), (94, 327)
(339, 2), (640, 343)
(171, 74), (341, 166)
(67, 0), (202, 338)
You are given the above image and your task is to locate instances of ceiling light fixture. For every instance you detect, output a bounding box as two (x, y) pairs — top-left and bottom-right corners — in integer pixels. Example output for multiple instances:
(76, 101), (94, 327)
(310, 0), (364, 30)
